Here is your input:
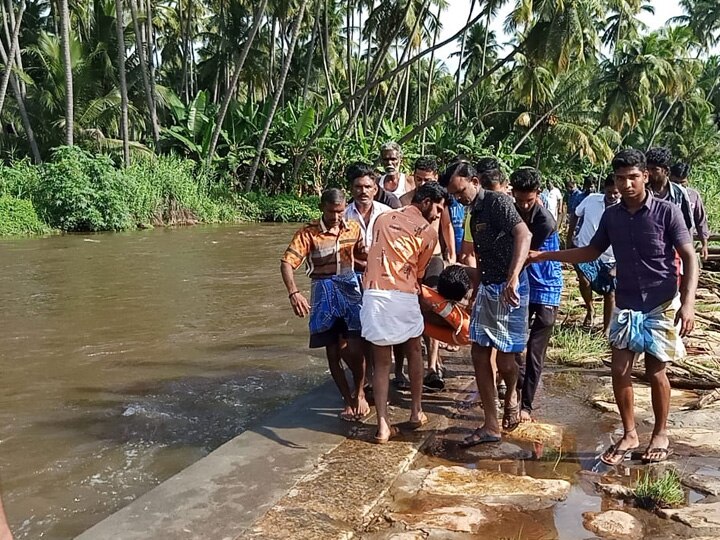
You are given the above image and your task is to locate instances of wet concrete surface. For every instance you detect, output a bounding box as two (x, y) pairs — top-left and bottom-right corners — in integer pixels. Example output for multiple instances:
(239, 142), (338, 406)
(77, 351), (720, 539)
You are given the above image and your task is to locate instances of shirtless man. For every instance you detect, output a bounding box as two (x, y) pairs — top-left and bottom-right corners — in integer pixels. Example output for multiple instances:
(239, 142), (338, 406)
(399, 157), (457, 388)
(379, 142), (415, 198)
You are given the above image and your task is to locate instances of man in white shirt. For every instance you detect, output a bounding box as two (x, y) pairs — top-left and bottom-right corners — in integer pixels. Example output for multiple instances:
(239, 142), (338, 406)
(344, 162), (391, 256)
(566, 174), (621, 331)
(540, 181), (563, 222)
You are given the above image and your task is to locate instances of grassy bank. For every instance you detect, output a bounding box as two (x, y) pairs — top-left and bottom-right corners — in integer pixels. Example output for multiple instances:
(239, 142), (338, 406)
(0, 148), (320, 236)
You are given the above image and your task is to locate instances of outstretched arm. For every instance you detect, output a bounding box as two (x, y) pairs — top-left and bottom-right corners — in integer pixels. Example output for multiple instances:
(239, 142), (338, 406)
(440, 207), (456, 264)
(529, 245), (601, 265)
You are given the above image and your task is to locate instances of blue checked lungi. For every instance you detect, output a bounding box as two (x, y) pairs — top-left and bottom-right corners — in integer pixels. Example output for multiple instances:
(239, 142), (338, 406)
(575, 260), (616, 295)
(608, 295), (685, 363)
(470, 271), (530, 353)
(309, 272), (362, 335)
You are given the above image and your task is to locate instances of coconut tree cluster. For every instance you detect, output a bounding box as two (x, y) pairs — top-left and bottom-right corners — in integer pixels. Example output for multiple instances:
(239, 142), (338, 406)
(0, 0), (719, 193)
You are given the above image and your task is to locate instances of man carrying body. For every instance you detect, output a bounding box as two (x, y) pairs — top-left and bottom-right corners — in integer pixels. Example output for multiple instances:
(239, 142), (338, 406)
(361, 182), (447, 443)
(567, 174), (621, 331)
(670, 163), (709, 261)
(379, 142), (415, 198)
(398, 157), (456, 388)
(281, 189), (368, 421)
(441, 162), (532, 445)
(510, 168), (563, 423)
(530, 149), (697, 465)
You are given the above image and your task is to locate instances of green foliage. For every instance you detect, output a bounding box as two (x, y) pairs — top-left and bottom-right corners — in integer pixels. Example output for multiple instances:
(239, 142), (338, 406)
(246, 193), (321, 222)
(0, 196), (49, 236)
(634, 470), (685, 510)
(691, 163), (720, 234)
(37, 147), (133, 231)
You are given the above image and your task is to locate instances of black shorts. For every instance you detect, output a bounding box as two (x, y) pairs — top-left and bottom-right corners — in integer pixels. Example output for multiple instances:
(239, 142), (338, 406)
(309, 318), (362, 349)
(423, 255), (445, 289)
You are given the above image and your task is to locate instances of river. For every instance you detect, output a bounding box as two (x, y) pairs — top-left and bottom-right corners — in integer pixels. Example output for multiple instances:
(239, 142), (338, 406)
(0, 224), (324, 539)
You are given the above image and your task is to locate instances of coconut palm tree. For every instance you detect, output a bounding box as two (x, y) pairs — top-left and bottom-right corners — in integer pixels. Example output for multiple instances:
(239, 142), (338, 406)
(58, 0), (74, 144)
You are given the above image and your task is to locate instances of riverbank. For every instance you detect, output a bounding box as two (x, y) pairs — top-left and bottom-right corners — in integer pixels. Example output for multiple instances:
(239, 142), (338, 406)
(0, 147), (321, 236)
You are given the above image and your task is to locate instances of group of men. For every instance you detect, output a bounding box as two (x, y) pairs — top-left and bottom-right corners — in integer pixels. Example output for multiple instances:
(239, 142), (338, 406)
(281, 142), (705, 465)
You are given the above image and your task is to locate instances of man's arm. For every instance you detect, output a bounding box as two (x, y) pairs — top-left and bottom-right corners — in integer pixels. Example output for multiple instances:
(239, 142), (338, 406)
(503, 221), (532, 306)
(280, 261), (310, 317)
(528, 245), (602, 265)
(676, 241), (698, 337)
(440, 207), (456, 264)
(566, 213), (579, 248)
(0, 493), (13, 540)
(694, 193), (710, 260)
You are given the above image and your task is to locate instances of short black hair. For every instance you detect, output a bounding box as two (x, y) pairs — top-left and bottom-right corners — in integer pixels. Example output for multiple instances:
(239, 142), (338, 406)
(603, 173), (615, 188)
(510, 167), (542, 193)
(437, 265), (472, 302)
(475, 157), (500, 173)
(412, 181), (449, 205)
(320, 187), (346, 206)
(645, 147), (672, 170)
(345, 161), (376, 185)
(414, 156), (439, 174)
(612, 148), (646, 172)
(479, 168), (506, 189)
(670, 162), (691, 179)
(439, 162), (477, 188)
(582, 175), (595, 189)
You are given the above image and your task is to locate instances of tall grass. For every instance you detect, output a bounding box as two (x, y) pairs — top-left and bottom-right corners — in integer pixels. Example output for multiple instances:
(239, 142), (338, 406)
(692, 163), (720, 234)
(634, 470), (685, 510)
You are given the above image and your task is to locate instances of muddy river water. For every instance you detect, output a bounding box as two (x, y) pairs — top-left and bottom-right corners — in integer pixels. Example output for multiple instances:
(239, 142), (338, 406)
(0, 224), (323, 539)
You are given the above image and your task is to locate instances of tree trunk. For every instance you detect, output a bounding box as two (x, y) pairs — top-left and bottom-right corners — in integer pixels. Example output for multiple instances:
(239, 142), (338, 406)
(0, 0), (25, 116)
(0, 34), (41, 162)
(456, 0), (475, 123)
(58, 0), (74, 145)
(206, 0), (268, 165)
(245, 0), (309, 191)
(292, 8), (486, 180)
(422, 8), (440, 152)
(302, 0), (322, 103)
(2, 0), (25, 96)
(345, 0), (354, 98)
(129, 0), (160, 148)
(114, 0), (130, 165)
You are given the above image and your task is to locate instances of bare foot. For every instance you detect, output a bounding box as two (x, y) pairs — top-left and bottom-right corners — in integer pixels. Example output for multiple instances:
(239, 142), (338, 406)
(355, 396), (371, 419)
(583, 310), (595, 328)
(520, 409), (533, 423)
(339, 405), (356, 422)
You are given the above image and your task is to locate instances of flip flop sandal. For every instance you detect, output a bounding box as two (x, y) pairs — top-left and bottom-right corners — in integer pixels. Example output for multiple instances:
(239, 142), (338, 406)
(408, 412), (428, 429)
(373, 425), (400, 445)
(641, 447), (672, 464)
(339, 411), (356, 422)
(502, 404), (520, 432)
(460, 428), (501, 448)
(600, 443), (639, 466)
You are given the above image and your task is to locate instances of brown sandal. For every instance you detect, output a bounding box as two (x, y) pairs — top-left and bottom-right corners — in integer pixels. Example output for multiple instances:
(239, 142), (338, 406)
(373, 425), (400, 445)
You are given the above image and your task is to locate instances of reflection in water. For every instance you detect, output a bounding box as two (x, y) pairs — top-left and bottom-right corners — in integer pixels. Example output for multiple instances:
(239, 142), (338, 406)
(0, 224), (324, 539)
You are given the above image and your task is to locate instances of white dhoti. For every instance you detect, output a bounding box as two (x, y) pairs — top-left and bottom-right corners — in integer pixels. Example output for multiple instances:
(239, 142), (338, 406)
(360, 289), (423, 346)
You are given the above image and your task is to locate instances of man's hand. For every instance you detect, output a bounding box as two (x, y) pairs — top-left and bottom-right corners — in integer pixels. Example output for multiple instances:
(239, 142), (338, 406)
(502, 275), (520, 307)
(290, 293), (310, 318)
(701, 241), (709, 262)
(527, 250), (543, 264)
(675, 303), (695, 337)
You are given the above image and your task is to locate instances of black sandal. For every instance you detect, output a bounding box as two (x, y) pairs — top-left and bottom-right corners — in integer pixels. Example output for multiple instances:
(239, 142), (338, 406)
(600, 443), (639, 466)
(502, 403), (520, 432)
(642, 447), (672, 464)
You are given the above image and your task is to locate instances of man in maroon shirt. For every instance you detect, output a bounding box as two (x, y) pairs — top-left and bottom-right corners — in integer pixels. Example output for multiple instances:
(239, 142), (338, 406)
(529, 149), (698, 465)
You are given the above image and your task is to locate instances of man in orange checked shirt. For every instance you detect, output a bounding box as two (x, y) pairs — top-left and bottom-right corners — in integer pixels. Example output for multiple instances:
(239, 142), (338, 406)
(281, 188), (368, 422)
(360, 182), (449, 444)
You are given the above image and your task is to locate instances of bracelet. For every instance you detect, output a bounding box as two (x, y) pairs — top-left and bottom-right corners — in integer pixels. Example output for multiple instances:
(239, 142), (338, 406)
(288, 291), (300, 298)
